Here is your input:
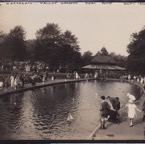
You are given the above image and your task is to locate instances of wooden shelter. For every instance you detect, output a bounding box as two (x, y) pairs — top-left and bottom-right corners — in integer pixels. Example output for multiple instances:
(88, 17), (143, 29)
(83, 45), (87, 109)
(91, 55), (116, 65)
(82, 51), (125, 71)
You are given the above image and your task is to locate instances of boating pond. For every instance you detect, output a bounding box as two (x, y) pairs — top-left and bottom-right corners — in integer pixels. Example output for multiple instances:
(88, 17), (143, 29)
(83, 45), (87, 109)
(0, 80), (141, 140)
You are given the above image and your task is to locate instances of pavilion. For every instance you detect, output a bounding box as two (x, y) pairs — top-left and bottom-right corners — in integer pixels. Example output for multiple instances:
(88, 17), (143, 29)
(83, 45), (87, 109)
(82, 48), (125, 71)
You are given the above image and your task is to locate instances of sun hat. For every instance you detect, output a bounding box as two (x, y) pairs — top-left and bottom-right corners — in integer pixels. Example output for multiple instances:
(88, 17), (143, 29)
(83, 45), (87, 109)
(127, 93), (136, 101)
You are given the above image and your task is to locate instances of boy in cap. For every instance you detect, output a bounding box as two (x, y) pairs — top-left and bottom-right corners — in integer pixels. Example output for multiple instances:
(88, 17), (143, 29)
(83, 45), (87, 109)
(100, 96), (110, 129)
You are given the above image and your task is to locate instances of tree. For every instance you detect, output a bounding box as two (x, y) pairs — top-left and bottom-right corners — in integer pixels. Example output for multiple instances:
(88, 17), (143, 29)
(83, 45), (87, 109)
(4, 26), (26, 62)
(66, 51), (82, 71)
(82, 51), (93, 66)
(35, 24), (81, 71)
(127, 27), (145, 54)
(126, 26), (145, 72)
(0, 31), (7, 61)
(25, 39), (37, 63)
(101, 47), (108, 55)
(110, 52), (127, 67)
(127, 51), (145, 72)
(0, 31), (6, 45)
(35, 23), (62, 68)
(59, 30), (80, 68)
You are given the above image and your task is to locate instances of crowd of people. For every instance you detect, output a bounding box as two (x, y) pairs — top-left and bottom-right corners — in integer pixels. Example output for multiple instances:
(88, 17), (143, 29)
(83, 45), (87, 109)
(0, 71), (49, 91)
(1, 68), (145, 92)
(0, 70), (97, 90)
(100, 92), (145, 129)
(126, 74), (145, 88)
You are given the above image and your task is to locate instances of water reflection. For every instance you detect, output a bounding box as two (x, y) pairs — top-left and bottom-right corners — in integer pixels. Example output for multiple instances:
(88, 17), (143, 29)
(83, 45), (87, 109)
(0, 80), (141, 140)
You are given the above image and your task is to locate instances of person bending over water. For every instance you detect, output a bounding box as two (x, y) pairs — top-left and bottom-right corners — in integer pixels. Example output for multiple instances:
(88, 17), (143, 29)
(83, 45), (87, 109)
(106, 96), (120, 123)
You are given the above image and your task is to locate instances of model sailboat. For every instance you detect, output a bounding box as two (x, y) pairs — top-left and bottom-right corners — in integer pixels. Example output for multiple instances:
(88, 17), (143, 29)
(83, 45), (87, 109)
(67, 113), (74, 122)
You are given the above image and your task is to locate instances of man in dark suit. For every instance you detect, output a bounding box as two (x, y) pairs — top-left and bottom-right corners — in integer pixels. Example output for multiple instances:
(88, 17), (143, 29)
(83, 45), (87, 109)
(106, 96), (120, 124)
(114, 97), (121, 123)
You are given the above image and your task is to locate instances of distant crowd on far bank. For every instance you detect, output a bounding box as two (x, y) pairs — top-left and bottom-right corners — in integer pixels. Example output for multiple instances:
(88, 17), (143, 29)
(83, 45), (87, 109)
(1, 62), (145, 94)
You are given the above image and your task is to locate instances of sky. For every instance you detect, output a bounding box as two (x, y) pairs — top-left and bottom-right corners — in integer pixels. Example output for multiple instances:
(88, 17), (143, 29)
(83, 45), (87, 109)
(1, 2), (145, 56)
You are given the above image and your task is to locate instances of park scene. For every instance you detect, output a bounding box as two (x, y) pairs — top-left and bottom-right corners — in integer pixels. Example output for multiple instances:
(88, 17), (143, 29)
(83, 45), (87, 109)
(0, 3), (145, 141)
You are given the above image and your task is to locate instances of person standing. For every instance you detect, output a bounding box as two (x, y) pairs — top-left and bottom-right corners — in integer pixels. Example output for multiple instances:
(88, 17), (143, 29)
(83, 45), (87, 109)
(4, 76), (9, 92)
(75, 72), (80, 79)
(42, 74), (45, 84)
(100, 96), (110, 129)
(14, 75), (18, 89)
(44, 70), (48, 81)
(10, 75), (15, 88)
(19, 74), (24, 88)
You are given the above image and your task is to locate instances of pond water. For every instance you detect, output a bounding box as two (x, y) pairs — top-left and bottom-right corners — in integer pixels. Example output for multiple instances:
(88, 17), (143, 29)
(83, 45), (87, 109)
(0, 80), (141, 140)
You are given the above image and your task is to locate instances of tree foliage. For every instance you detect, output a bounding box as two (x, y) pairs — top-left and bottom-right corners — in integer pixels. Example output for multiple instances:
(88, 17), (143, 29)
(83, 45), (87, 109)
(35, 23), (61, 64)
(60, 30), (80, 68)
(25, 39), (37, 63)
(0, 31), (7, 61)
(82, 51), (93, 65)
(35, 23), (81, 70)
(1, 23), (129, 72)
(127, 26), (145, 72)
(95, 47), (109, 56)
(100, 47), (108, 55)
(4, 26), (26, 61)
(110, 52), (127, 67)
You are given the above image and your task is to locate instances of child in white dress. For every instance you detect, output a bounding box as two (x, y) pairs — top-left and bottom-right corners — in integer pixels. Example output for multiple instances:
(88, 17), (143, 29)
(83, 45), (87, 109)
(126, 99), (141, 127)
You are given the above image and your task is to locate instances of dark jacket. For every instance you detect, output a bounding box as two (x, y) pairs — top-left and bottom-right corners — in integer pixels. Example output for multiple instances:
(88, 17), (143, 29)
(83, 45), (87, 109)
(114, 100), (120, 111)
(100, 100), (110, 116)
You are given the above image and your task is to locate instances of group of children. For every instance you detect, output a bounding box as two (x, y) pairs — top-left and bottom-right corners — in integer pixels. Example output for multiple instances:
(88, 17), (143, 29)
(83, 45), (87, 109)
(100, 93), (145, 129)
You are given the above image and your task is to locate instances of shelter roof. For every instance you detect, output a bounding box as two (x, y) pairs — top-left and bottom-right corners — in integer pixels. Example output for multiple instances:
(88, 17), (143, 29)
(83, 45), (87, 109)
(91, 55), (116, 65)
(82, 64), (125, 70)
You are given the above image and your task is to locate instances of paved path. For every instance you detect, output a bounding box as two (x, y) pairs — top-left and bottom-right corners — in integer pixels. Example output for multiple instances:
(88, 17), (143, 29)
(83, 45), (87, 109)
(0, 79), (63, 96)
(0, 78), (92, 96)
(91, 81), (145, 141)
